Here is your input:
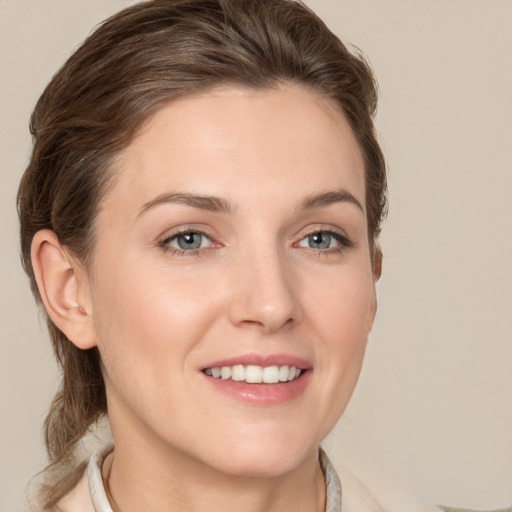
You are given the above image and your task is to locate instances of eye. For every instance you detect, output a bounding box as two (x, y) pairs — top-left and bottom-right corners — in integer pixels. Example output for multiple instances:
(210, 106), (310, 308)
(297, 230), (351, 251)
(163, 231), (212, 251)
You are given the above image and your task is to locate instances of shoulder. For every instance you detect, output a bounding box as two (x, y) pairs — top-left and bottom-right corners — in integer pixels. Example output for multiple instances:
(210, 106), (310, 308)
(334, 462), (510, 512)
(53, 469), (94, 512)
(441, 508), (512, 512)
(320, 449), (442, 512)
(336, 464), (443, 512)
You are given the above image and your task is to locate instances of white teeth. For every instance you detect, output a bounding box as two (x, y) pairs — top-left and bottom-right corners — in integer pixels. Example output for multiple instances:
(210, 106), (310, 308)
(278, 365), (290, 382)
(262, 365), (279, 384)
(204, 364), (304, 384)
(220, 367), (231, 380)
(245, 365), (263, 383)
(231, 364), (245, 381)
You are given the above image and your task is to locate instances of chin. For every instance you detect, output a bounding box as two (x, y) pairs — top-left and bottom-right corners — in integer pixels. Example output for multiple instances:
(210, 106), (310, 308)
(198, 430), (319, 479)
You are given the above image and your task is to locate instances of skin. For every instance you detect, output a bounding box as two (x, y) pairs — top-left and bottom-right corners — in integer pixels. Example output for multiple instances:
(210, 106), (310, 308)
(32, 84), (380, 512)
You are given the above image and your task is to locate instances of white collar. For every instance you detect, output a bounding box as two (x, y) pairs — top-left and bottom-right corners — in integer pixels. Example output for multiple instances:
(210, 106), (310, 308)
(86, 442), (114, 512)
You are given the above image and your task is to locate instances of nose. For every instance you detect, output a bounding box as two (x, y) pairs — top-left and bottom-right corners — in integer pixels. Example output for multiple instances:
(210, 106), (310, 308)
(228, 246), (301, 334)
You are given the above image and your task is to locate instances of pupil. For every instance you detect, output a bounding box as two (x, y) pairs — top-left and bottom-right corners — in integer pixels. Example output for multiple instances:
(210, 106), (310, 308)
(310, 233), (330, 249)
(178, 233), (201, 250)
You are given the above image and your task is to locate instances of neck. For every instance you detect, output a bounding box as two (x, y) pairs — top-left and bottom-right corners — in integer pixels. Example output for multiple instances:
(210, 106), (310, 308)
(103, 435), (326, 512)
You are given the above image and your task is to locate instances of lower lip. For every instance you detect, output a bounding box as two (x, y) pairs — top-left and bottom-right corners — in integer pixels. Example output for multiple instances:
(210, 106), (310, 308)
(203, 371), (312, 405)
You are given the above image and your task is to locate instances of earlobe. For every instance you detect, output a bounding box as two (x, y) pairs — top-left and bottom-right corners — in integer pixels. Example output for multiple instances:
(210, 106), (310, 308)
(31, 229), (97, 350)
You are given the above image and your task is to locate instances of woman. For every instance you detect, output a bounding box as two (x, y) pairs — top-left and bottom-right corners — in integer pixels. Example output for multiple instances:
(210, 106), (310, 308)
(15, 1), (508, 511)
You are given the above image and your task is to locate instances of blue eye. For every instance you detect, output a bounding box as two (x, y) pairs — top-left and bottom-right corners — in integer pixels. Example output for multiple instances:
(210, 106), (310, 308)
(165, 231), (211, 251)
(297, 231), (350, 251)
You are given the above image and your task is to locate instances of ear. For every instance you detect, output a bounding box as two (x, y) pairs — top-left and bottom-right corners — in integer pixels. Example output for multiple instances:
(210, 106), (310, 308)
(31, 229), (97, 350)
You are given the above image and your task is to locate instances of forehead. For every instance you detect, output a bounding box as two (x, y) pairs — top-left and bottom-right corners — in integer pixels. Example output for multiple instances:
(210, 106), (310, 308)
(105, 84), (366, 216)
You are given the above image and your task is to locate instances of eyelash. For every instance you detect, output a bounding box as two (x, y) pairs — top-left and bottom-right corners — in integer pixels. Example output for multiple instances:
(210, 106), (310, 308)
(159, 228), (214, 257)
(158, 228), (353, 257)
(297, 229), (353, 255)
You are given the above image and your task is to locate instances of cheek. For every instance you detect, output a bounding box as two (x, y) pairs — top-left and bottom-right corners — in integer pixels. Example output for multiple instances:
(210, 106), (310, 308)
(303, 265), (375, 421)
(304, 263), (376, 343)
(89, 257), (223, 395)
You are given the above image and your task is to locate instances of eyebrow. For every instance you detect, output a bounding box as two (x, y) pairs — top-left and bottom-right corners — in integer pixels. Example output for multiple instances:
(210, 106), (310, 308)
(138, 188), (363, 218)
(300, 189), (364, 212)
(138, 192), (234, 217)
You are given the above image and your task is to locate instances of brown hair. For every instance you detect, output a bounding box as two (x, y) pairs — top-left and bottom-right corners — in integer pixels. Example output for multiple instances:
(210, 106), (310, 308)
(17, 0), (387, 507)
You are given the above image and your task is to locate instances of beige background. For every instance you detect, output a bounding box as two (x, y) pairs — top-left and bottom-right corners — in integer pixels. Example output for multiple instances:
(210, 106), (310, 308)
(1, 0), (511, 510)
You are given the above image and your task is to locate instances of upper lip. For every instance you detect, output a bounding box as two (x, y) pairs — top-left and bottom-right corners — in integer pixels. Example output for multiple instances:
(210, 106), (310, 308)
(202, 353), (312, 371)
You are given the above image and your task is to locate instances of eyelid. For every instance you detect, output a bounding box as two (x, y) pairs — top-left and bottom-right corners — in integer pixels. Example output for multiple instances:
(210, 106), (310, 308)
(293, 226), (354, 254)
(156, 224), (353, 258)
(157, 225), (222, 255)
(295, 225), (352, 243)
(161, 228), (212, 245)
(157, 224), (216, 243)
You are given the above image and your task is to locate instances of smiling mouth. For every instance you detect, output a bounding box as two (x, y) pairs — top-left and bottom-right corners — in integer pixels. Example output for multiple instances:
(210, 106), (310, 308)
(203, 365), (303, 384)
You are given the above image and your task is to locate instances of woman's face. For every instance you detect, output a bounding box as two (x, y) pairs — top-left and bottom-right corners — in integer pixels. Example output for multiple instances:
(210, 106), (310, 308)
(86, 85), (378, 477)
